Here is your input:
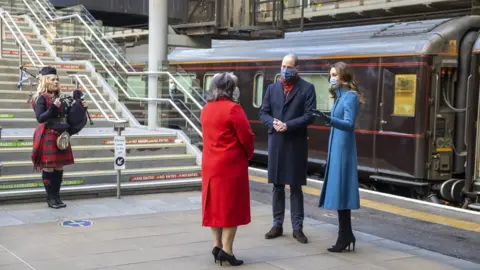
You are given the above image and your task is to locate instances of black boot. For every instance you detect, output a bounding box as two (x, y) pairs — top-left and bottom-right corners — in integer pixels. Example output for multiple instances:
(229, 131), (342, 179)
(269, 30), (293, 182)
(42, 171), (61, 209)
(328, 210), (356, 252)
(53, 170), (66, 208)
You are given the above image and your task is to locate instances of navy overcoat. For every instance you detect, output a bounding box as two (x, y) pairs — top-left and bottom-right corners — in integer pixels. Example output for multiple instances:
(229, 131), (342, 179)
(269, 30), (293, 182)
(259, 78), (316, 186)
(318, 88), (360, 210)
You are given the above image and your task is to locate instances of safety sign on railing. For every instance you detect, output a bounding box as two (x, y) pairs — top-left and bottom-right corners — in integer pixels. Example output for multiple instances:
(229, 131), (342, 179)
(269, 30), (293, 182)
(114, 135), (126, 170)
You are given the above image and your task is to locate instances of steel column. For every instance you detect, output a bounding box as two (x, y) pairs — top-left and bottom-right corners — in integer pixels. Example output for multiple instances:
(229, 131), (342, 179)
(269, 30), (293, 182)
(148, 0), (169, 130)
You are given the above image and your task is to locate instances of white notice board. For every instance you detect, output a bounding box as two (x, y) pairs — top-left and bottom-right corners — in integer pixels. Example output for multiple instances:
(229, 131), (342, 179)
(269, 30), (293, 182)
(114, 135), (126, 170)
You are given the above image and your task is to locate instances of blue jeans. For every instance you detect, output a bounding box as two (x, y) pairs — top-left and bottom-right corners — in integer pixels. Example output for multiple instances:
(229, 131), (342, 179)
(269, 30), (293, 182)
(272, 184), (304, 231)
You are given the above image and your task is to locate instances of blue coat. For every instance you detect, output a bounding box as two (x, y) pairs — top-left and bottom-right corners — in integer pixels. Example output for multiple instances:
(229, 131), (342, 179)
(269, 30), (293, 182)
(318, 88), (360, 210)
(259, 78), (316, 186)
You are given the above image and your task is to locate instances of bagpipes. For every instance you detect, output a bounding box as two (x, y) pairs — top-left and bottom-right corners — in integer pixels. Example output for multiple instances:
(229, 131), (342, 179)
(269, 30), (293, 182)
(21, 66), (94, 135)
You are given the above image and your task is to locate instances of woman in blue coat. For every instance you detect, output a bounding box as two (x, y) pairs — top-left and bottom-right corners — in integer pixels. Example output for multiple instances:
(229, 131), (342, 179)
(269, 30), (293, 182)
(315, 62), (365, 253)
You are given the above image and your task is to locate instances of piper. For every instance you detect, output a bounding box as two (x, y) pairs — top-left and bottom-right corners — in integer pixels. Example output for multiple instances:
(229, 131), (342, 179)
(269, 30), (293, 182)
(31, 66), (88, 209)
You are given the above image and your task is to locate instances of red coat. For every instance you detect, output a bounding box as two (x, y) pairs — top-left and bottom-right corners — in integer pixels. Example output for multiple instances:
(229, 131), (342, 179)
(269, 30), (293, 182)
(201, 99), (255, 227)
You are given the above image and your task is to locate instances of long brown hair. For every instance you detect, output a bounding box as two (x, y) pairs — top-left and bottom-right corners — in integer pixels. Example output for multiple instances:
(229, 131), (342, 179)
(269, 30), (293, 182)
(329, 62), (365, 104)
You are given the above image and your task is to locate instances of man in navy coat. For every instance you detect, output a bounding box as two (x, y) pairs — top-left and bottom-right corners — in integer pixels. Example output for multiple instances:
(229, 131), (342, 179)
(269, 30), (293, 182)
(259, 54), (316, 244)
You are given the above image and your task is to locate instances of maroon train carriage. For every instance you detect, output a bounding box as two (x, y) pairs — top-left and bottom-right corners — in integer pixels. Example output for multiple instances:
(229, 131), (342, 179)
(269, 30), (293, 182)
(168, 16), (480, 209)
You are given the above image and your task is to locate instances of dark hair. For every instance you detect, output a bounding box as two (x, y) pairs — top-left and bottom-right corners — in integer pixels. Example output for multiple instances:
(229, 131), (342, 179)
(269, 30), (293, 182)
(329, 62), (365, 104)
(206, 72), (238, 101)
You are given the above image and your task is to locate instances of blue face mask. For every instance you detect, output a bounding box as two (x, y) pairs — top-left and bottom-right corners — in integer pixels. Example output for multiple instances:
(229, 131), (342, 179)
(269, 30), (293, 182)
(330, 77), (339, 89)
(281, 67), (296, 81)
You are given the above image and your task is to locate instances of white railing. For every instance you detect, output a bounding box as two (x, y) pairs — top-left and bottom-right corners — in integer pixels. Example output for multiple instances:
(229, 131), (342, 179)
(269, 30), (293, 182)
(0, 8), (43, 66)
(22, 0), (205, 112)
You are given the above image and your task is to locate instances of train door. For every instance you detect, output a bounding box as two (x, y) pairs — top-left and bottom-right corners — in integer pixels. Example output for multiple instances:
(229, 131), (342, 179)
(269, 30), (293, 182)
(466, 41), (480, 207)
(470, 52), (480, 205)
(374, 64), (428, 186)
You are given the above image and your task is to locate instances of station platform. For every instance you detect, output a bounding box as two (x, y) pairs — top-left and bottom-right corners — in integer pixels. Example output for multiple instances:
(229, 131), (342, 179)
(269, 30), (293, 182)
(0, 190), (478, 270)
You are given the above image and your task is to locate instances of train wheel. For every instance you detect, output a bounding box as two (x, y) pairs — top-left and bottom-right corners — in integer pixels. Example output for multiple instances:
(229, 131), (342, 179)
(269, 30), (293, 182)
(451, 180), (465, 203)
(439, 179), (457, 201)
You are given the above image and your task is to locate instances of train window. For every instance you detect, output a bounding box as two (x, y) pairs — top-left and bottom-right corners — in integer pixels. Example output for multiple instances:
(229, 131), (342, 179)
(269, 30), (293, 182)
(393, 74), (417, 116)
(204, 74), (215, 90)
(274, 73), (333, 111)
(253, 73), (264, 108)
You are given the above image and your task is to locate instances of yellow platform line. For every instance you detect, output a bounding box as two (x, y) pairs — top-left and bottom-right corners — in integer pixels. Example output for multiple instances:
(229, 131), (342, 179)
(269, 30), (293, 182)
(249, 176), (480, 233)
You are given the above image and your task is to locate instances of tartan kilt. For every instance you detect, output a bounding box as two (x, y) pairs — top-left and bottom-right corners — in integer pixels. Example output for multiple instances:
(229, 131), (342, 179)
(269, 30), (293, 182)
(32, 125), (74, 169)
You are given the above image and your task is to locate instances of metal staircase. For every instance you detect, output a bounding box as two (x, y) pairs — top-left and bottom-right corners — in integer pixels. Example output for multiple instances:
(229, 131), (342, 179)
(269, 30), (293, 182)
(0, 3), (204, 201)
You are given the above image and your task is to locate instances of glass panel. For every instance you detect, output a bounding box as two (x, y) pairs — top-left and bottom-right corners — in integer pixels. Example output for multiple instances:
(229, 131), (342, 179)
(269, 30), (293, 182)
(274, 73), (333, 111)
(253, 73), (264, 107)
(301, 73), (333, 111)
(204, 74), (214, 90)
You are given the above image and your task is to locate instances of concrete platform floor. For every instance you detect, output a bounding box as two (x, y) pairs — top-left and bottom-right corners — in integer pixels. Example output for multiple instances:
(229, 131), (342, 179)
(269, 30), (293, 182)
(0, 191), (477, 270)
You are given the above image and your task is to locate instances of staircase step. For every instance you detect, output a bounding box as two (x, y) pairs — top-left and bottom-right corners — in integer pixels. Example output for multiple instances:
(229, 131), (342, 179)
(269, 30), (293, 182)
(0, 154), (197, 175)
(0, 60), (86, 70)
(4, 37), (42, 45)
(3, 55), (56, 63)
(0, 98), (114, 110)
(3, 42), (45, 51)
(0, 74), (99, 86)
(0, 142), (186, 161)
(0, 108), (117, 119)
(0, 165), (202, 187)
(0, 89), (107, 100)
(0, 66), (91, 76)
(0, 81), (102, 91)
(0, 127), (178, 145)
(0, 117), (116, 128)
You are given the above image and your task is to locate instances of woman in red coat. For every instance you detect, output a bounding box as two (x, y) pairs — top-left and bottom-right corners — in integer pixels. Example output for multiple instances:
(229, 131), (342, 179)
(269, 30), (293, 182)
(201, 72), (254, 266)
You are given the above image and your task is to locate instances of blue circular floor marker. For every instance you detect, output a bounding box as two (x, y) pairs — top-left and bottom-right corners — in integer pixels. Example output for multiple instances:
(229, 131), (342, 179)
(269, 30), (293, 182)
(60, 220), (94, 228)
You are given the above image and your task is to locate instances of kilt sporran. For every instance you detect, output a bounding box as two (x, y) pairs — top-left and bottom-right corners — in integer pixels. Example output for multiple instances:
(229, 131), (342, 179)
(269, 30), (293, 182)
(56, 131), (70, 150)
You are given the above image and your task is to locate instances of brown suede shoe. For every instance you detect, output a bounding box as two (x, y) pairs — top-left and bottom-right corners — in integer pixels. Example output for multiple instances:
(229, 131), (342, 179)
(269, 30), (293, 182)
(293, 230), (308, 244)
(265, 226), (283, 239)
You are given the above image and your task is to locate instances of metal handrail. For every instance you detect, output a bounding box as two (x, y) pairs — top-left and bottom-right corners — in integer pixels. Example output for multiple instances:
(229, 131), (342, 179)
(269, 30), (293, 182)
(50, 37), (203, 137)
(24, 0), (205, 111)
(21, 1), (204, 111)
(21, 0), (59, 40)
(0, 9), (43, 66)
(17, 1), (203, 137)
(31, 0), (135, 72)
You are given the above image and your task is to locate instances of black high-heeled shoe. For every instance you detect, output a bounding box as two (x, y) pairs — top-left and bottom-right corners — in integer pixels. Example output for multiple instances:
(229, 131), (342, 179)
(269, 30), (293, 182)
(212, 246), (221, 263)
(328, 234), (356, 252)
(217, 249), (243, 266)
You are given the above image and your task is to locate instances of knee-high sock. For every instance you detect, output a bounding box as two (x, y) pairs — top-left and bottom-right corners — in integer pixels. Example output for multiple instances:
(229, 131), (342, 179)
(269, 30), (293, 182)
(53, 170), (64, 195)
(42, 171), (55, 196)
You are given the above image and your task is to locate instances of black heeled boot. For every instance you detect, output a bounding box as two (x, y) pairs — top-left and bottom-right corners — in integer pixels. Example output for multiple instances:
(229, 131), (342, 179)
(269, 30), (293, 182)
(212, 246), (221, 263)
(217, 249), (243, 266)
(53, 170), (66, 208)
(328, 210), (356, 252)
(42, 171), (61, 209)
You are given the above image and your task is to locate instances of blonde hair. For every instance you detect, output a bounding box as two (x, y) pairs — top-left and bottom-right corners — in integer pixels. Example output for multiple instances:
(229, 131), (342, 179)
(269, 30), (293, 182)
(34, 74), (59, 100)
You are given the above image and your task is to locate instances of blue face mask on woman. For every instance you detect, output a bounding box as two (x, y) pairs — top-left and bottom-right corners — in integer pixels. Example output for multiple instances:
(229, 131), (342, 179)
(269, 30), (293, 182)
(281, 67), (296, 81)
(329, 77), (340, 89)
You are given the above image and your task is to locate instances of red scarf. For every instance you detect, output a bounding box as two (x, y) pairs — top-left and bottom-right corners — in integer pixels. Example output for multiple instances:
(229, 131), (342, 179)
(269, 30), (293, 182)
(280, 75), (298, 97)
